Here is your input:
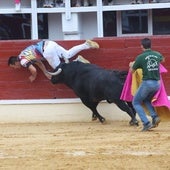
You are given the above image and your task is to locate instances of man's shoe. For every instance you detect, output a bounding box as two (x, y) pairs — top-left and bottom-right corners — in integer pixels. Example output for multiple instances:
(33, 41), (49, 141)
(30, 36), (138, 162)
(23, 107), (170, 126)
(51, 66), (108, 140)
(86, 40), (99, 49)
(152, 117), (161, 128)
(43, 3), (54, 8)
(137, 0), (143, 4)
(76, 55), (90, 64)
(131, 0), (136, 4)
(141, 122), (153, 132)
(150, 0), (158, 3)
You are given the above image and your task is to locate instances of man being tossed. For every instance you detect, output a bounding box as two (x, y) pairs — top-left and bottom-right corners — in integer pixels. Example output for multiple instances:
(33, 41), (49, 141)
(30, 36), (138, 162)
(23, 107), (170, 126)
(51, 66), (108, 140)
(8, 40), (99, 82)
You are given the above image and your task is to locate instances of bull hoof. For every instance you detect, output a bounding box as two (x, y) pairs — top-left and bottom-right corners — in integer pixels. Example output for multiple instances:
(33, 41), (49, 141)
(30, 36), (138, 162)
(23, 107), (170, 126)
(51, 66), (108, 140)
(129, 120), (139, 126)
(92, 117), (98, 121)
(100, 118), (106, 124)
(92, 114), (98, 121)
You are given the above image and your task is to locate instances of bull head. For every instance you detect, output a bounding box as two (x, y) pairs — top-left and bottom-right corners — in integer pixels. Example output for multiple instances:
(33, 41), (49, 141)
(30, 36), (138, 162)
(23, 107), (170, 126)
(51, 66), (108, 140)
(47, 68), (62, 76)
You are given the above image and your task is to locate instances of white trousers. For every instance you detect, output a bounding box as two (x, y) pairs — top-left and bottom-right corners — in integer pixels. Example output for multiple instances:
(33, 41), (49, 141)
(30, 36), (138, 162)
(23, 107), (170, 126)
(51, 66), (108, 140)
(43, 41), (89, 69)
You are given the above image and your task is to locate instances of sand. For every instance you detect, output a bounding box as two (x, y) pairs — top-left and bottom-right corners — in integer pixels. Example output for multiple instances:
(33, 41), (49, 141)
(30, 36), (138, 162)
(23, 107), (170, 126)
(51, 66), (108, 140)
(0, 120), (169, 170)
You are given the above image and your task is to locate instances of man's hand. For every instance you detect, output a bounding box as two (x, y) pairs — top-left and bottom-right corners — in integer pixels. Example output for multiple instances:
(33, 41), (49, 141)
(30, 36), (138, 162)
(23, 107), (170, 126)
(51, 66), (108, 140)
(44, 72), (51, 80)
(129, 61), (135, 73)
(35, 61), (52, 79)
(28, 64), (37, 82)
(61, 54), (69, 63)
(129, 61), (135, 68)
(29, 75), (36, 82)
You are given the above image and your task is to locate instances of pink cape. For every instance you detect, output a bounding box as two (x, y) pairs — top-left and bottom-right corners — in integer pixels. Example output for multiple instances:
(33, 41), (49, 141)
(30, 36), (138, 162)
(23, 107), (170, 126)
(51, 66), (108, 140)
(120, 64), (170, 109)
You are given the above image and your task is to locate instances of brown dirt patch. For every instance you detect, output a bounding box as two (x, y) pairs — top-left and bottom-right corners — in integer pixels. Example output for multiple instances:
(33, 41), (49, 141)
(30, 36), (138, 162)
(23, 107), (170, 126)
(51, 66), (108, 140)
(0, 121), (169, 170)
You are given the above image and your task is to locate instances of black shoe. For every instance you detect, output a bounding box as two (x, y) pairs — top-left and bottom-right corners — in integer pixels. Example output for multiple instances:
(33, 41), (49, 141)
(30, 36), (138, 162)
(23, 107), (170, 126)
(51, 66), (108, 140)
(141, 122), (153, 132)
(152, 117), (161, 128)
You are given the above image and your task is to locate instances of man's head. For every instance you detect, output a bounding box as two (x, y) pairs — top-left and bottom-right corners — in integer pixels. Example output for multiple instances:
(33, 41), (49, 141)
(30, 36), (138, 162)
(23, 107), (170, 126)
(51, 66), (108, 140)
(141, 38), (151, 50)
(8, 56), (21, 69)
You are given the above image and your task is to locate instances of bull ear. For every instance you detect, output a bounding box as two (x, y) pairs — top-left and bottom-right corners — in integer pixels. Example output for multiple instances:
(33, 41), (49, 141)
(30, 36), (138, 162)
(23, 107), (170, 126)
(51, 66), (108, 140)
(47, 68), (62, 76)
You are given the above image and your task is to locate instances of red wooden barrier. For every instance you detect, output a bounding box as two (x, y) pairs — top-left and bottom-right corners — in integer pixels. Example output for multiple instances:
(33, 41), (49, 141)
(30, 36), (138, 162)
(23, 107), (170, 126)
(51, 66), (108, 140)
(0, 36), (169, 100)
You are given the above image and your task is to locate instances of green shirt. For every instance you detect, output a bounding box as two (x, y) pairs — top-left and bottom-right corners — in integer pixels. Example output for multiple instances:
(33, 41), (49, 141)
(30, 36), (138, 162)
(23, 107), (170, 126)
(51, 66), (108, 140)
(132, 49), (163, 80)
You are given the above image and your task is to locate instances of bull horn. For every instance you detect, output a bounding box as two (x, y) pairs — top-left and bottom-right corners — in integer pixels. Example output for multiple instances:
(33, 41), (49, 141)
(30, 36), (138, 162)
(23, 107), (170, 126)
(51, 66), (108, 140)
(47, 68), (62, 76)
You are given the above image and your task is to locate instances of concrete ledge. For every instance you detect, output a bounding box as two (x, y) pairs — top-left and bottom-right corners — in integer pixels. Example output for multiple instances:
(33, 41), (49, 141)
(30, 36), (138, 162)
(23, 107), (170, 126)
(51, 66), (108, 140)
(0, 98), (81, 105)
(1, 98), (170, 123)
(1, 96), (170, 104)
(0, 99), (130, 123)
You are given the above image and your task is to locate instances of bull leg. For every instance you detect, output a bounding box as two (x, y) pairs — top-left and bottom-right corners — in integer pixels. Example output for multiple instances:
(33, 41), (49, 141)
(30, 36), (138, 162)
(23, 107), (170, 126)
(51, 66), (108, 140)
(92, 112), (97, 121)
(126, 101), (136, 116)
(81, 100), (106, 123)
(91, 109), (106, 123)
(126, 101), (137, 125)
(114, 100), (139, 126)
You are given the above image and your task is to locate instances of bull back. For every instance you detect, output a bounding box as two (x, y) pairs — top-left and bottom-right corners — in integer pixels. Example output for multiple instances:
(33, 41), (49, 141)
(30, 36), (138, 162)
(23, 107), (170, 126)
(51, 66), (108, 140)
(51, 61), (128, 101)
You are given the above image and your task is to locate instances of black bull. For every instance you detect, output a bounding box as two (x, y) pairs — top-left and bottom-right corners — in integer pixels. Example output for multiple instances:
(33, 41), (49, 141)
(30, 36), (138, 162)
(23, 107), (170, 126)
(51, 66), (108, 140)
(50, 61), (138, 126)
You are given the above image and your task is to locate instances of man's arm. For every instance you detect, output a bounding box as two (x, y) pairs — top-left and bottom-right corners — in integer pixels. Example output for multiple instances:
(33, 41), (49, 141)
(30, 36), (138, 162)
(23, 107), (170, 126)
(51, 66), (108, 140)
(28, 64), (37, 82)
(35, 60), (51, 79)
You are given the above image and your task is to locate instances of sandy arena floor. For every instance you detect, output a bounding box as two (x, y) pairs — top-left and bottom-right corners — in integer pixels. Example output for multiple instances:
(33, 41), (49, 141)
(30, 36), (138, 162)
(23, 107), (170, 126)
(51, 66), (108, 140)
(0, 120), (169, 170)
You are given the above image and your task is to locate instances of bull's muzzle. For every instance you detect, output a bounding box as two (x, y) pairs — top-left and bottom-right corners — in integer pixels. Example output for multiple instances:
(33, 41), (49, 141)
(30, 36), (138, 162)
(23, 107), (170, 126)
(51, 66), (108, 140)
(47, 68), (62, 76)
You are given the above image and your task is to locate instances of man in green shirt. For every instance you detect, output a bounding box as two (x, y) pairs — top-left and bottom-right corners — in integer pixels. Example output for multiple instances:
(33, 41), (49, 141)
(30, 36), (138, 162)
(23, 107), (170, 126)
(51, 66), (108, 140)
(129, 38), (164, 131)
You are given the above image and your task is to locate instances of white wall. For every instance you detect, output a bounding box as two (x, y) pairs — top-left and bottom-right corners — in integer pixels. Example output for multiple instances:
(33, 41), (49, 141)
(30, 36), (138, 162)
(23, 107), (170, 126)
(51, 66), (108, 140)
(81, 12), (98, 39)
(48, 13), (63, 40)
(62, 13), (83, 40)
(48, 12), (98, 40)
(0, 100), (130, 123)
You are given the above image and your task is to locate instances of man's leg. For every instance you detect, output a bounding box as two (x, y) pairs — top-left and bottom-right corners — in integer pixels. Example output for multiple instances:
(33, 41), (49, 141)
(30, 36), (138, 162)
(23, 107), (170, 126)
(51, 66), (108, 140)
(132, 81), (153, 131)
(64, 40), (99, 59)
